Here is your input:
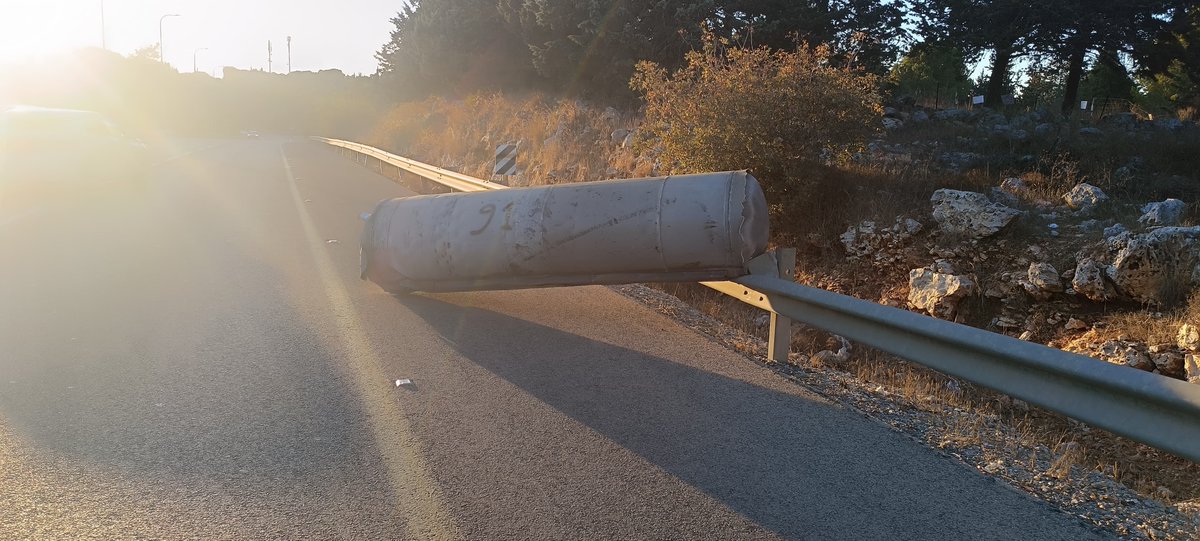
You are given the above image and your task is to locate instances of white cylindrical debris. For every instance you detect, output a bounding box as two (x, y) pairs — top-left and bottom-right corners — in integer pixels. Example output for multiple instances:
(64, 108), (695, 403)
(361, 171), (769, 293)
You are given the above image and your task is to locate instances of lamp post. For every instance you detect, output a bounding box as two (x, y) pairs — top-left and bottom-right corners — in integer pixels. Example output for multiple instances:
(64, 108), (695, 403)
(193, 47), (208, 73)
(100, 0), (106, 49)
(158, 13), (181, 64)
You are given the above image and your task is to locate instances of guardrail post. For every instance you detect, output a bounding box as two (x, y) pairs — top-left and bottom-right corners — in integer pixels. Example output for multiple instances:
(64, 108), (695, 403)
(767, 248), (796, 363)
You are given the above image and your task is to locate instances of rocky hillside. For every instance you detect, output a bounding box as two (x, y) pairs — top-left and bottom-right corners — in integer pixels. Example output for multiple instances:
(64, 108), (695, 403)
(838, 106), (1200, 385)
(364, 95), (1200, 385)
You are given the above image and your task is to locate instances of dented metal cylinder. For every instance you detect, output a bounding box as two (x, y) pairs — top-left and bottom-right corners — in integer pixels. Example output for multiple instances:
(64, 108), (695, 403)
(361, 171), (769, 293)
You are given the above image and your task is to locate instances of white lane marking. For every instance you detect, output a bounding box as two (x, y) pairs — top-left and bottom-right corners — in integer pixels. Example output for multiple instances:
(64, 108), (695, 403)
(280, 145), (462, 540)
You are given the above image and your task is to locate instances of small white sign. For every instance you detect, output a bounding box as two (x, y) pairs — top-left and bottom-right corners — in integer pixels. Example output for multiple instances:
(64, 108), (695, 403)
(1080, 101), (1089, 110)
(971, 95), (985, 105)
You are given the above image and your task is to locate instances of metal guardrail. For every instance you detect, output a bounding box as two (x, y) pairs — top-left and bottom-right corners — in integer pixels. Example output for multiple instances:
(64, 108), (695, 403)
(315, 136), (1200, 463)
(313, 136), (495, 193)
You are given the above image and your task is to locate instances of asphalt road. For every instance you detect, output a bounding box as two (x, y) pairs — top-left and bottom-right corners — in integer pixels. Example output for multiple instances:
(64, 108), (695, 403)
(0, 138), (1111, 540)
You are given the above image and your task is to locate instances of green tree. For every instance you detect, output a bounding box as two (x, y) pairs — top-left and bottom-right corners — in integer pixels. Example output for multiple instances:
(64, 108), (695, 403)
(1047, 0), (1173, 115)
(888, 43), (972, 106)
(909, 0), (1053, 107)
(130, 44), (161, 62)
(375, 0), (537, 97)
(1078, 50), (1136, 104)
(1133, 4), (1200, 110)
(497, 0), (720, 99)
(1019, 59), (1067, 109)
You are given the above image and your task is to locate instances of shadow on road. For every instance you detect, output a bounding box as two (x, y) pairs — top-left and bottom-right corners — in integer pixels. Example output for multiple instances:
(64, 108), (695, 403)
(396, 292), (1070, 541)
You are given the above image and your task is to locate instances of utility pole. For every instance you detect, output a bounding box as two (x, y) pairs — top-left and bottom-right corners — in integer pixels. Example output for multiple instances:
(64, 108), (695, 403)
(267, 40), (273, 72)
(100, 0), (106, 50)
(287, 36), (292, 74)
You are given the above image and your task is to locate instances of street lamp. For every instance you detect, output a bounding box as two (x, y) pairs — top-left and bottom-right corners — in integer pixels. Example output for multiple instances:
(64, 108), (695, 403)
(193, 47), (208, 73)
(158, 13), (181, 64)
(100, 0), (106, 49)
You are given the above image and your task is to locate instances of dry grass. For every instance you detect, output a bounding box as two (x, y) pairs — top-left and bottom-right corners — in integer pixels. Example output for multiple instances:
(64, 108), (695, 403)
(365, 93), (647, 186)
(1100, 291), (1200, 345)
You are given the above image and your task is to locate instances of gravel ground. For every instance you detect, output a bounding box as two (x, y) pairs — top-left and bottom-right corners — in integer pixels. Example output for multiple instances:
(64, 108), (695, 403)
(613, 283), (1200, 541)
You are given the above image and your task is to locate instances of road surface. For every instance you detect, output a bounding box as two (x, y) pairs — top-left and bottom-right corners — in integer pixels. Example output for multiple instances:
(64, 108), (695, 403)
(0, 138), (1110, 540)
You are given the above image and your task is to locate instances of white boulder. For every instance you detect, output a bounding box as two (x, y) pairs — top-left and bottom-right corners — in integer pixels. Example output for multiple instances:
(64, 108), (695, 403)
(1098, 341), (1154, 371)
(1138, 199), (1187, 226)
(1022, 262), (1063, 300)
(908, 268), (976, 320)
(1186, 354), (1200, 383)
(1179, 324), (1199, 352)
(1106, 226), (1200, 304)
(1072, 259), (1116, 302)
(1063, 183), (1108, 210)
(930, 189), (1022, 239)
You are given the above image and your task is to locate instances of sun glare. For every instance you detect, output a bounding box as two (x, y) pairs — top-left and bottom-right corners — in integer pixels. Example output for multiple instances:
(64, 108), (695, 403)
(0, 1), (101, 66)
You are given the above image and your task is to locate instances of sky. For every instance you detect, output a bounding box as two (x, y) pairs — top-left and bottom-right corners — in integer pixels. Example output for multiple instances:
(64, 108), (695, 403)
(0, 0), (405, 75)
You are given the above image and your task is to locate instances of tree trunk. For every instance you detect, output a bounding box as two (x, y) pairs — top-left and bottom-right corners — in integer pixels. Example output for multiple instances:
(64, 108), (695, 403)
(1060, 38), (1088, 116)
(985, 44), (1014, 107)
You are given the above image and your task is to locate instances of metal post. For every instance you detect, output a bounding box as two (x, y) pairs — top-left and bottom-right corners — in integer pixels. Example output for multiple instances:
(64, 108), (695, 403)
(193, 47), (207, 73)
(100, 0), (106, 50)
(287, 36), (292, 74)
(768, 248), (796, 363)
(158, 14), (180, 64)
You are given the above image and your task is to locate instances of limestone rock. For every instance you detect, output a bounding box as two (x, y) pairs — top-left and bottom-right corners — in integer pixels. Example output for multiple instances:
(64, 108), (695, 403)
(883, 117), (904, 130)
(930, 189), (1022, 239)
(1100, 112), (1140, 131)
(1106, 226), (1200, 304)
(1063, 183), (1108, 210)
(1065, 318), (1088, 331)
(1138, 199), (1187, 226)
(908, 268), (976, 320)
(1153, 118), (1185, 131)
(1151, 349), (1186, 379)
(1022, 262), (1063, 300)
(811, 336), (852, 366)
(1179, 324), (1199, 352)
(1186, 354), (1200, 383)
(933, 108), (972, 122)
(1098, 341), (1154, 371)
(1072, 259), (1116, 302)
(610, 128), (630, 145)
(840, 217), (923, 263)
(840, 221), (878, 257)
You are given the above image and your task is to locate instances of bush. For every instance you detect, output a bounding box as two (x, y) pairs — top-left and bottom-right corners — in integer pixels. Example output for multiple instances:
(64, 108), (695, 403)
(630, 39), (882, 218)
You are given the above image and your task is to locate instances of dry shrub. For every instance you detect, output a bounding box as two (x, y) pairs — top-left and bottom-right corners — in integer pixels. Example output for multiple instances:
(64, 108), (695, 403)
(1018, 153), (1085, 204)
(363, 93), (642, 185)
(630, 37), (882, 222)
